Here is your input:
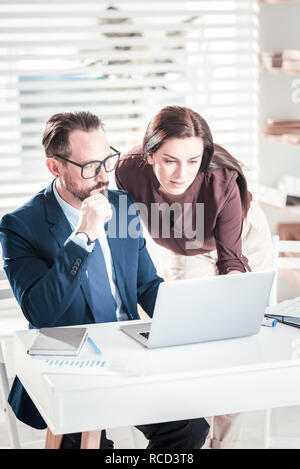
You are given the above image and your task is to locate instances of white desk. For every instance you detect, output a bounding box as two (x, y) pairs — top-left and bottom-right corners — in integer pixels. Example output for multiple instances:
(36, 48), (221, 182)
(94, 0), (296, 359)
(13, 320), (300, 435)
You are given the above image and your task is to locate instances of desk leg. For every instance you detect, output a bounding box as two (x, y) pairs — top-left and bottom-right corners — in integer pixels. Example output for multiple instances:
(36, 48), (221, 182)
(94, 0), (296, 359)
(80, 430), (102, 449)
(45, 428), (63, 449)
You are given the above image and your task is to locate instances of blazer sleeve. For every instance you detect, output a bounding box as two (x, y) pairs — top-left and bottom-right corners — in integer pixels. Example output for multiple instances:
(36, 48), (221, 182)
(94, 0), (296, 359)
(214, 178), (251, 275)
(0, 214), (90, 328)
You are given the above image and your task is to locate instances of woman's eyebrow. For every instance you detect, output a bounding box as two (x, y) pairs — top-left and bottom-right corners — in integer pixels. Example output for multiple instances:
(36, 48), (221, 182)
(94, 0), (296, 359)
(163, 153), (202, 160)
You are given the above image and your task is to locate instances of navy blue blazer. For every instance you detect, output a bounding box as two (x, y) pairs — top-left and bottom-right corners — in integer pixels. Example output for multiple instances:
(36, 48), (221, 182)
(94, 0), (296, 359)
(0, 181), (163, 429)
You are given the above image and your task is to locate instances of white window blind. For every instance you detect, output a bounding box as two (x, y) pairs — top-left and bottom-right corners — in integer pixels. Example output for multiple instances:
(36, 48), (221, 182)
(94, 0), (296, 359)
(0, 0), (259, 219)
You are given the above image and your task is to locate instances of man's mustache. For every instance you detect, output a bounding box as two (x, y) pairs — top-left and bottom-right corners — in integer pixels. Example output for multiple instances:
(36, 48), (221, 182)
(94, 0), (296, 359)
(88, 181), (109, 199)
(94, 181), (109, 192)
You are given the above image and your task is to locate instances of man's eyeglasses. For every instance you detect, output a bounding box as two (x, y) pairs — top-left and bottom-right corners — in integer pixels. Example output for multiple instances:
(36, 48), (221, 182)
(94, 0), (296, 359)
(54, 146), (120, 179)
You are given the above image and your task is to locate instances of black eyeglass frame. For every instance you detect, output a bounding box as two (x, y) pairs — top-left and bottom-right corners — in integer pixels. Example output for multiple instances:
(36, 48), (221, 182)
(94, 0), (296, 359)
(54, 146), (121, 179)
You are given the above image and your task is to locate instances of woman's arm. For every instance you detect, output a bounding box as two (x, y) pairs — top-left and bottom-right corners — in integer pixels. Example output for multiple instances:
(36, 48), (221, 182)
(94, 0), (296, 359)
(214, 177), (251, 275)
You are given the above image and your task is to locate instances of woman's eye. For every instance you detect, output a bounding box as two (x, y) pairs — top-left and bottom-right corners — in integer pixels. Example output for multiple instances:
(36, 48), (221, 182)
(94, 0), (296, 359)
(164, 159), (199, 164)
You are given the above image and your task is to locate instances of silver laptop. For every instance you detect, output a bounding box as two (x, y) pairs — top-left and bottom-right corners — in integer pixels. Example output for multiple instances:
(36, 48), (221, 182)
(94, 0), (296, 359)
(120, 271), (275, 349)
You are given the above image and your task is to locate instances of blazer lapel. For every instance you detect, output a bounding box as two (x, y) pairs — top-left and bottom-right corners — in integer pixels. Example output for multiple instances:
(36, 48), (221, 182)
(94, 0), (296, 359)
(44, 181), (73, 247)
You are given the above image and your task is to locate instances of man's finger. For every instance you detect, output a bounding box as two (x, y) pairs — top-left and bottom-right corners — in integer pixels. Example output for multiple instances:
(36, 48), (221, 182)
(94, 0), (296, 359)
(84, 193), (108, 204)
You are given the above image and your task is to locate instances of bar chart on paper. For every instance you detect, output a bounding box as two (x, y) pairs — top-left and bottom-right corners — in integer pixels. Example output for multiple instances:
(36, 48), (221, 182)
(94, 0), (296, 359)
(46, 358), (106, 370)
(35, 357), (110, 375)
(32, 356), (139, 376)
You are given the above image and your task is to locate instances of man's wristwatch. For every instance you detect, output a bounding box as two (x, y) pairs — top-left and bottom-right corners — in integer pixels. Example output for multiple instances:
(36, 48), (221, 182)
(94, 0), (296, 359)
(75, 232), (95, 246)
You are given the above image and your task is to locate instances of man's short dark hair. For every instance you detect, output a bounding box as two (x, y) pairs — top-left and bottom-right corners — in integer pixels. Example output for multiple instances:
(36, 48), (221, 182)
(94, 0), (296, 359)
(42, 111), (104, 159)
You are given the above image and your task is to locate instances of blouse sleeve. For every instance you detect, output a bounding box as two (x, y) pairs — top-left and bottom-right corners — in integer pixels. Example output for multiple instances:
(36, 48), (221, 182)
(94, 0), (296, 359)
(115, 159), (127, 191)
(115, 145), (143, 193)
(214, 177), (251, 275)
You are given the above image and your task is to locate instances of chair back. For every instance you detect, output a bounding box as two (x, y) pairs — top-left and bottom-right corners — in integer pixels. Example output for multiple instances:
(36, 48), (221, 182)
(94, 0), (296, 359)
(270, 235), (300, 305)
(0, 340), (4, 365)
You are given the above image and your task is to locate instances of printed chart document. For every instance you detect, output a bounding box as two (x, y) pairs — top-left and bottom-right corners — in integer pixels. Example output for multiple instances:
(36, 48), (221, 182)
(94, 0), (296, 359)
(26, 327), (145, 376)
(27, 333), (142, 376)
(31, 355), (141, 376)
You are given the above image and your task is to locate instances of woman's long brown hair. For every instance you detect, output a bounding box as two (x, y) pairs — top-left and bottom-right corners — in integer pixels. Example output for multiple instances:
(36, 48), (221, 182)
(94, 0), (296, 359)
(142, 106), (252, 218)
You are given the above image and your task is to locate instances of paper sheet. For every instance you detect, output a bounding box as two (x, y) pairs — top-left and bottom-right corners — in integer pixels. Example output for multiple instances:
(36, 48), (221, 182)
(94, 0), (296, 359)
(30, 355), (143, 376)
(266, 297), (300, 318)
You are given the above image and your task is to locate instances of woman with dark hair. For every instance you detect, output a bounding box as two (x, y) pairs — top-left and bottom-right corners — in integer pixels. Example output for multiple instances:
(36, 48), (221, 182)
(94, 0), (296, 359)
(115, 106), (273, 449)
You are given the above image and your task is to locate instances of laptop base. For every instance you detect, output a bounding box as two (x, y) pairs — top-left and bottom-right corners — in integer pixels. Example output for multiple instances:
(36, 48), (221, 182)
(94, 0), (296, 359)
(120, 321), (152, 348)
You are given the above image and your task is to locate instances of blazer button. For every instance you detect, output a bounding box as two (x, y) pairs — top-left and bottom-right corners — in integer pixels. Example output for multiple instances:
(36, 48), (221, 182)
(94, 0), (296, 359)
(75, 258), (82, 265)
(70, 268), (77, 276)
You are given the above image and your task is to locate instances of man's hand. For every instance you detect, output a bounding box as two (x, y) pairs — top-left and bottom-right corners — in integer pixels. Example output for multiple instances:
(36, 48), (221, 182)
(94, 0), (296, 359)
(76, 191), (112, 241)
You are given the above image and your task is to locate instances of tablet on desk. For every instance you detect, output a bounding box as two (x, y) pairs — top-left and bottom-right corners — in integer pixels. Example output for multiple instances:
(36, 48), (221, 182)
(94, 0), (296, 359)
(27, 327), (88, 356)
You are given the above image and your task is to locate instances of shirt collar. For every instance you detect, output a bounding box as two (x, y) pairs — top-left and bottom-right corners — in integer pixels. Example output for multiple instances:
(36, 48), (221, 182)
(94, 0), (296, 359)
(53, 180), (79, 229)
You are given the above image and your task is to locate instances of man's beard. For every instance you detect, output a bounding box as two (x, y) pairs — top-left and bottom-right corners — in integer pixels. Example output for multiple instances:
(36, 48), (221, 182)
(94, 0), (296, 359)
(64, 176), (109, 201)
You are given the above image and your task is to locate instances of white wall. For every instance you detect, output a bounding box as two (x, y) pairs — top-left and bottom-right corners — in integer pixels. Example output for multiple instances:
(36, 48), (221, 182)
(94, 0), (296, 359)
(259, 2), (300, 302)
(259, 2), (300, 187)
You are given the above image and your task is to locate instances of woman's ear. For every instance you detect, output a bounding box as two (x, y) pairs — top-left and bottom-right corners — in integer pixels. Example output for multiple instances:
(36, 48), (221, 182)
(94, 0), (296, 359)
(146, 153), (154, 165)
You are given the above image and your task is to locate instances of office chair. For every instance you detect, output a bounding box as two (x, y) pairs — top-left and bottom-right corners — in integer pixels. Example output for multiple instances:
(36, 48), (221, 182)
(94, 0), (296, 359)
(263, 235), (300, 449)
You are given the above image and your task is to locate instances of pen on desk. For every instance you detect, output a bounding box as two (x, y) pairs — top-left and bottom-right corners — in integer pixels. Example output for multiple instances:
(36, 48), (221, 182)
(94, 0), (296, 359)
(262, 317), (277, 328)
(87, 337), (102, 355)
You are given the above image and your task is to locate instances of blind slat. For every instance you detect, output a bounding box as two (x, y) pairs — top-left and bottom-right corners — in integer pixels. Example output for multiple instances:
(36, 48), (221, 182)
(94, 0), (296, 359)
(0, 34), (256, 47)
(0, 49), (257, 62)
(0, 0), (256, 8)
(3, 75), (255, 91)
